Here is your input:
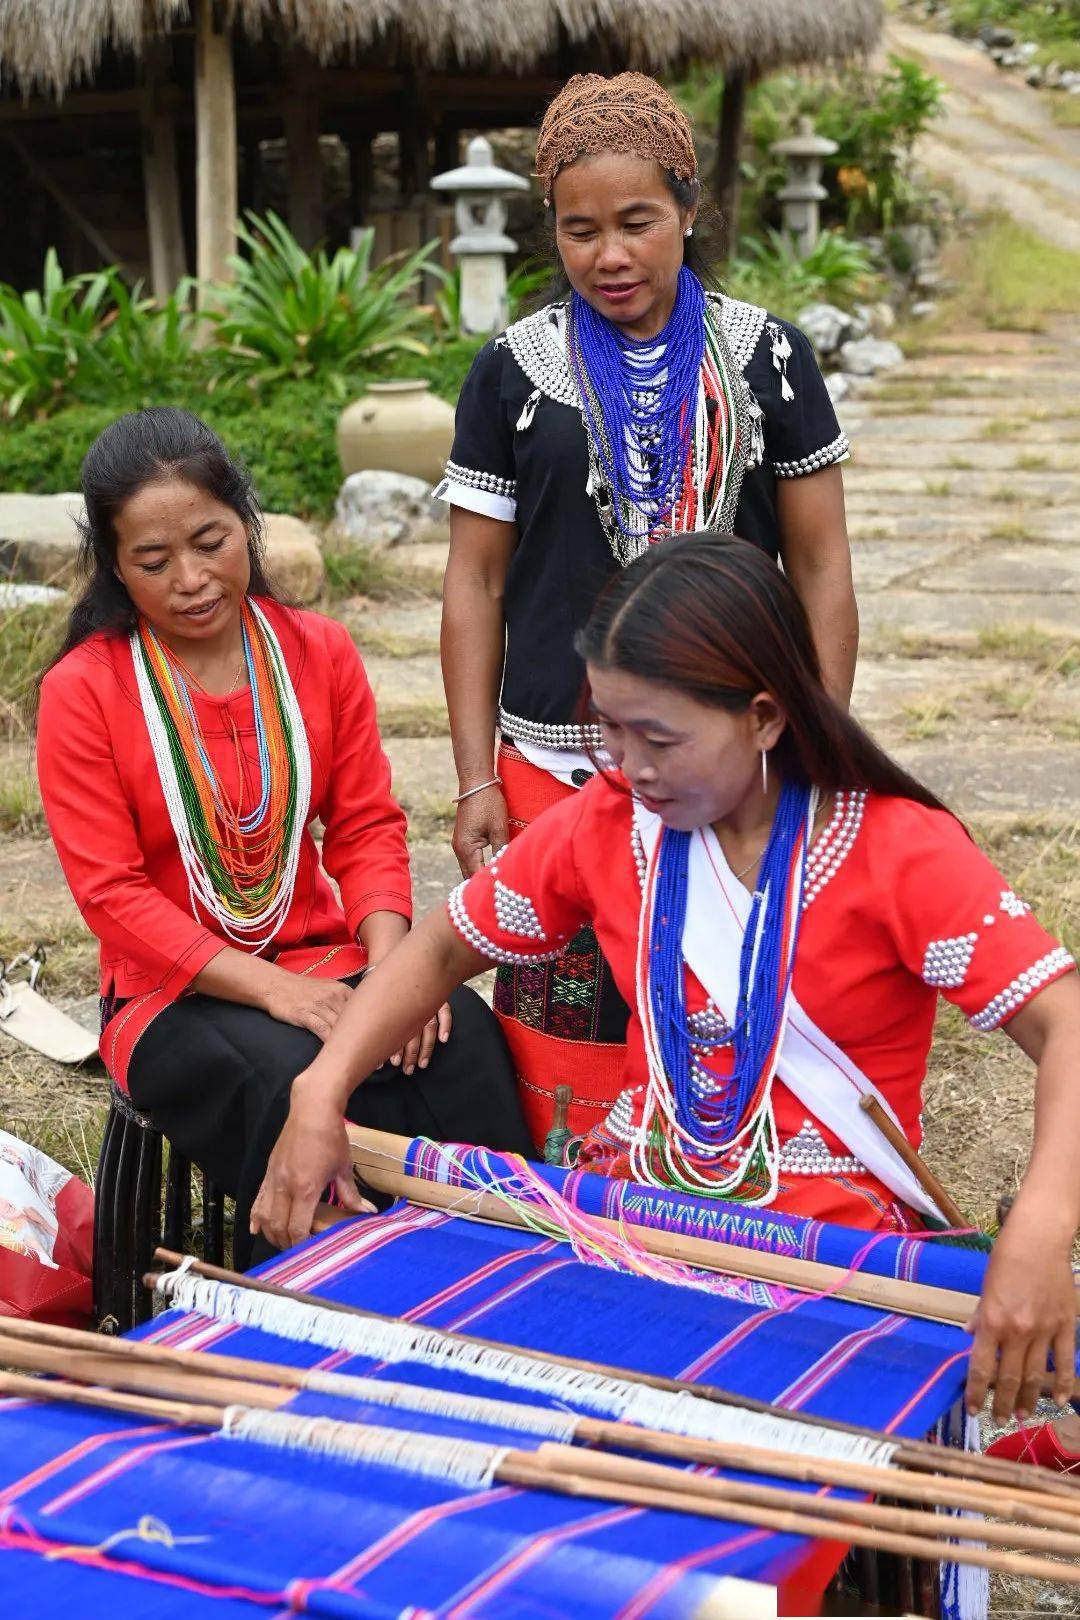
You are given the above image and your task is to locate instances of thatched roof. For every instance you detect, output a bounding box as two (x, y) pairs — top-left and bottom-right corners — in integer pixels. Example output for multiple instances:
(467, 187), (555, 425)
(0, 0), (883, 98)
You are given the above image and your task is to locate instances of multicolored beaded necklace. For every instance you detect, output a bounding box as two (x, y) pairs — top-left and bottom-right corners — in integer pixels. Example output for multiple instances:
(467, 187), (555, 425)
(633, 780), (816, 1202)
(568, 266), (738, 563)
(130, 597), (311, 950)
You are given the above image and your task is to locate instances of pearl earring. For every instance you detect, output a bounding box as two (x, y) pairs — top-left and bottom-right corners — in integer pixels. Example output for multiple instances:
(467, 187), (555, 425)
(684, 226), (693, 238)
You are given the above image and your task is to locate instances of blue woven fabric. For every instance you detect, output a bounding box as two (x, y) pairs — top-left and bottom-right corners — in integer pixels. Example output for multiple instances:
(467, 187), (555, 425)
(0, 1181), (1017, 1617)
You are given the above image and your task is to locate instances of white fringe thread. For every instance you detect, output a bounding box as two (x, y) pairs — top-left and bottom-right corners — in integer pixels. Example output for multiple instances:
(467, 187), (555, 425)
(158, 1267), (899, 1471)
(221, 1407), (508, 1489)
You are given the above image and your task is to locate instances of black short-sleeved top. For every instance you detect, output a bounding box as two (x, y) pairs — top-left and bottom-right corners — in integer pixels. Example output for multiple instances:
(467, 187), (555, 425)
(435, 295), (848, 749)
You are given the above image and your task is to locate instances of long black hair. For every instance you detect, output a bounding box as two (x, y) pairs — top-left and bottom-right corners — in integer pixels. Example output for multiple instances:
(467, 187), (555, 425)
(49, 407), (277, 668)
(576, 533), (950, 814)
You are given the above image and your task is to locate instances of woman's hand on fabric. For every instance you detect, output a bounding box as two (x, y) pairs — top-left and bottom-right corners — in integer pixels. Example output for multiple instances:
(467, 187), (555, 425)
(251, 1085), (375, 1251)
(390, 1002), (453, 1075)
(965, 1201), (1077, 1423)
(262, 970), (351, 1040)
(452, 784), (510, 878)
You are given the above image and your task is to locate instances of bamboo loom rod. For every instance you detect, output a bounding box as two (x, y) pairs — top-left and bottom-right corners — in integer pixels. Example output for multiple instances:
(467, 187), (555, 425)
(347, 1126), (1080, 1331)
(3, 1319), (1077, 1538)
(858, 1095), (969, 1230)
(4, 1365), (1080, 1588)
(149, 1250), (1080, 1505)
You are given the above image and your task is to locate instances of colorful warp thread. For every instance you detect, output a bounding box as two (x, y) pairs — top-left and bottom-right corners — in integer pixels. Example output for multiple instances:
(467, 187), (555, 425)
(130, 597), (310, 950)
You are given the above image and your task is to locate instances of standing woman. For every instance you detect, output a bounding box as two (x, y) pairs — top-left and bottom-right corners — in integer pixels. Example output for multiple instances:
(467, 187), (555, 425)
(37, 408), (531, 1265)
(439, 72), (857, 1149)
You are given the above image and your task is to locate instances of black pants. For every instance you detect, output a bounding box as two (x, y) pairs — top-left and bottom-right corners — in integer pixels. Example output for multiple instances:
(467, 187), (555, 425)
(127, 979), (532, 1269)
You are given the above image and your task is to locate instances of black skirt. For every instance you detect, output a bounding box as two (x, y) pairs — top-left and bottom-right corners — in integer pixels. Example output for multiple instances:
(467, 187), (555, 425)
(126, 978), (532, 1268)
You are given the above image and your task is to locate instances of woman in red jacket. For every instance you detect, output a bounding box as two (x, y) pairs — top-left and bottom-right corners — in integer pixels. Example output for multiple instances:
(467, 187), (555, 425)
(37, 408), (531, 1265)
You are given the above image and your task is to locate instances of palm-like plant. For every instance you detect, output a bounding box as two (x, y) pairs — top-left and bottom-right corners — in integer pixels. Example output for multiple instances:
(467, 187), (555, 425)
(207, 212), (438, 392)
(0, 250), (114, 416)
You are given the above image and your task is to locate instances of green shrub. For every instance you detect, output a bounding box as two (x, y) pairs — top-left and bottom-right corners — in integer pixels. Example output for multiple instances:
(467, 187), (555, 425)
(737, 56), (945, 239)
(207, 212), (438, 394)
(0, 251), (116, 417)
(726, 229), (879, 319)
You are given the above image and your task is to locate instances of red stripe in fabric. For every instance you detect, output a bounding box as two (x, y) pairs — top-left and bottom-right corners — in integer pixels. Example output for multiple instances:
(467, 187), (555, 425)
(0, 1424), (169, 1510)
(884, 1348), (969, 1435)
(445, 1504), (640, 1617)
(41, 1431), (210, 1516)
(315, 1485), (522, 1594)
(398, 1239), (560, 1324)
(616, 1526), (772, 1620)
(776, 1314), (906, 1411)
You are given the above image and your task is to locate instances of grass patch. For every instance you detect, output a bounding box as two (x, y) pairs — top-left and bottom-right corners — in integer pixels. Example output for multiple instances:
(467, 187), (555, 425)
(987, 486), (1025, 504)
(947, 455), (975, 470)
(901, 692), (960, 739)
(979, 418), (1012, 440)
(398, 791), (456, 842)
(987, 521), (1034, 541)
(377, 701), (450, 739)
(0, 755), (44, 834)
(0, 599), (68, 737)
(323, 547), (443, 603)
(1014, 452), (1050, 472)
(975, 624), (1080, 675)
(936, 216), (1080, 331)
(923, 476), (953, 496)
(351, 625), (439, 660)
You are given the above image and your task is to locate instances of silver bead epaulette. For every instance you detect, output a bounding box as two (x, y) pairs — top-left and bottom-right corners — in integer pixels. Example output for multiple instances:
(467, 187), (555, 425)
(922, 933), (978, 989)
(502, 304), (579, 408)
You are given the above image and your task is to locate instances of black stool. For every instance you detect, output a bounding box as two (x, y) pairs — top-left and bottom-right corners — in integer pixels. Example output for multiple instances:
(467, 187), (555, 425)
(93, 1083), (229, 1333)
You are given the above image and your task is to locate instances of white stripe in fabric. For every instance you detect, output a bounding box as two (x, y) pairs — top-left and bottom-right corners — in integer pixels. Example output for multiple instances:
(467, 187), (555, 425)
(222, 1406), (507, 1488)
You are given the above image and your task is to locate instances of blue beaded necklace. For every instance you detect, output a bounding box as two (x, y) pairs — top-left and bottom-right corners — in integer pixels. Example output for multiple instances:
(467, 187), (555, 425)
(647, 779), (813, 1165)
(569, 266), (706, 538)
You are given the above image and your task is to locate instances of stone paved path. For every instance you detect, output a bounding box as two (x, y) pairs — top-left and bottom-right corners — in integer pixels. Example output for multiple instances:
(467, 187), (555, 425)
(884, 19), (1080, 251)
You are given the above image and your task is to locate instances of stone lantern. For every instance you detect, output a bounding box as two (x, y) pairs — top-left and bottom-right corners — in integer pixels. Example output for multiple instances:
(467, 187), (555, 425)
(431, 135), (530, 335)
(770, 117), (838, 259)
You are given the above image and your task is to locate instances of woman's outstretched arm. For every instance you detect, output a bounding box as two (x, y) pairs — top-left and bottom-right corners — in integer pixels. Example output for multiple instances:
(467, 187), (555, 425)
(250, 909), (488, 1249)
(965, 971), (1080, 1422)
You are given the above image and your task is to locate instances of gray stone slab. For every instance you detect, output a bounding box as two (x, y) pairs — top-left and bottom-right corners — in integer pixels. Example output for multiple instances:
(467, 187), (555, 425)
(843, 469), (1080, 502)
(889, 743), (1080, 818)
(409, 838), (463, 915)
(927, 545), (1080, 595)
(384, 735), (456, 802)
(844, 441), (1080, 473)
(846, 418), (1072, 445)
(859, 590), (1080, 641)
(851, 540), (968, 592)
(851, 656), (1016, 728)
(345, 600), (442, 646)
(846, 510), (1079, 546)
(365, 654), (445, 708)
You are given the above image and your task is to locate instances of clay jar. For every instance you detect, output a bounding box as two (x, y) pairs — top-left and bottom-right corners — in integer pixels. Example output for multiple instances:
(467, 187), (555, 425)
(336, 380), (455, 486)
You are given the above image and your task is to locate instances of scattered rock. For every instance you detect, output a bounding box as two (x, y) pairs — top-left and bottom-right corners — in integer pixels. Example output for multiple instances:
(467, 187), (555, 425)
(910, 300), (938, 320)
(1017, 40), (1039, 61)
(0, 581), (67, 608)
(796, 302), (852, 357)
(838, 337), (905, 376)
(1043, 60), (1064, 89)
(1027, 64), (1045, 87)
(332, 470), (449, 550)
(1063, 69), (1080, 91)
(895, 223), (937, 272)
(863, 300), (897, 336)
(262, 514), (324, 603)
(0, 492), (84, 582)
(914, 265), (943, 293)
(824, 372), (851, 405)
(978, 23), (1015, 49)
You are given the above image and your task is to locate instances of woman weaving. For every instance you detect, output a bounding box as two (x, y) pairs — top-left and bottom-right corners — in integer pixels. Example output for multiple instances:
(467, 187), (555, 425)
(439, 72), (858, 1152)
(258, 534), (1079, 1425)
(37, 408), (531, 1266)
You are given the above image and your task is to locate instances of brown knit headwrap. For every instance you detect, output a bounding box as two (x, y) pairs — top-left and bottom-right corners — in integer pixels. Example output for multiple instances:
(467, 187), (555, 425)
(535, 72), (698, 202)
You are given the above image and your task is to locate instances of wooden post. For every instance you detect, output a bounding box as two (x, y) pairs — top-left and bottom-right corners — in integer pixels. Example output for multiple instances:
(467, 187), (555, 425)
(714, 70), (747, 262)
(348, 135), (374, 233)
(194, 0), (237, 298)
(140, 39), (188, 299)
(283, 45), (324, 250)
(433, 122), (460, 176)
(398, 70), (431, 199)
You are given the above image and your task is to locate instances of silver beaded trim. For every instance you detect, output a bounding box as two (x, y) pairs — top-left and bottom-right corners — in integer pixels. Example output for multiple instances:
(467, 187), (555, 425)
(970, 947), (1075, 1032)
(718, 294), (769, 372)
(778, 1120), (865, 1178)
(802, 790), (866, 910)
(447, 881), (565, 966)
(922, 932), (978, 990)
(498, 708), (603, 751)
(774, 432), (851, 479)
(502, 304), (579, 408)
(999, 888), (1030, 919)
(443, 459), (516, 500)
(502, 296), (768, 407)
(493, 879), (547, 942)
